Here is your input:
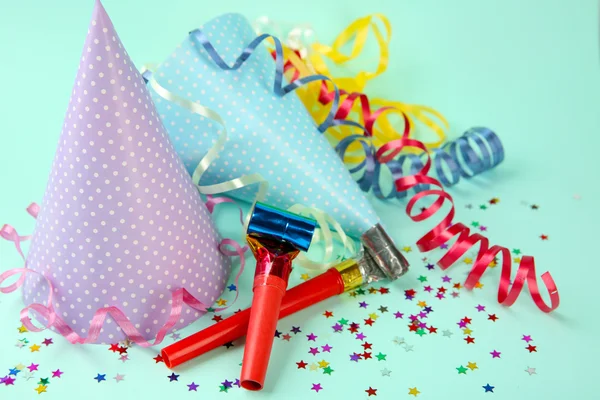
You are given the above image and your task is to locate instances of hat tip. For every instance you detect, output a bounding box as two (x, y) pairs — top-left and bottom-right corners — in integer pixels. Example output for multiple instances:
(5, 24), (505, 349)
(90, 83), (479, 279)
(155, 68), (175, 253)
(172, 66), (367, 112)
(92, 0), (108, 20)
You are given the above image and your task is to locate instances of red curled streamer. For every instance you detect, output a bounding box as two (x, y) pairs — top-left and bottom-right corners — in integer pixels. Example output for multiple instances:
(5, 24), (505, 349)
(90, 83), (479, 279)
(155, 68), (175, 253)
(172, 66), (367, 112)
(376, 139), (560, 312)
(277, 44), (559, 312)
(273, 52), (404, 137)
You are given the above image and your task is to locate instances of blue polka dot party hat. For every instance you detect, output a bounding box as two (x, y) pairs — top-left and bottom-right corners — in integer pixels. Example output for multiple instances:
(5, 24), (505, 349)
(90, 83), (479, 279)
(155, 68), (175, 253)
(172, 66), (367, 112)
(147, 13), (381, 239)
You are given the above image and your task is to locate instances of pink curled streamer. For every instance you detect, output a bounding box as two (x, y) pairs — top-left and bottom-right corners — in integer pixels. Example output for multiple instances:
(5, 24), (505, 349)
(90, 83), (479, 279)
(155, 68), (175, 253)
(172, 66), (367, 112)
(0, 203), (248, 347)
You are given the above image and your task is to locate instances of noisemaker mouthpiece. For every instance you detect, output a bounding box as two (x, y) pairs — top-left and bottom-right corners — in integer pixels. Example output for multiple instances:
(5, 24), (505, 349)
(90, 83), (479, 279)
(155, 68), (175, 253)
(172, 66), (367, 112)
(247, 202), (316, 252)
(360, 224), (409, 281)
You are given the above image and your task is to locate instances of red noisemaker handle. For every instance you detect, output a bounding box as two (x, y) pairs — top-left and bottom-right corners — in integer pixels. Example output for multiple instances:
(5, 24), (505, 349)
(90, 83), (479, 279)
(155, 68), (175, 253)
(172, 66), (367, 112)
(161, 268), (345, 369)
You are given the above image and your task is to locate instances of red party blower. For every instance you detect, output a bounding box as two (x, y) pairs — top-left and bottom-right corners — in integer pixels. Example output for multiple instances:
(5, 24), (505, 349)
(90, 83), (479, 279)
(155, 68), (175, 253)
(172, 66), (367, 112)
(161, 224), (410, 376)
(240, 202), (317, 391)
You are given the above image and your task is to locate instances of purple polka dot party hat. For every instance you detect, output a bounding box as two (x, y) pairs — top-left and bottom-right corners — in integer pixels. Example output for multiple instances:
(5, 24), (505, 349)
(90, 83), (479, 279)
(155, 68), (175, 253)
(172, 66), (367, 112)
(20, 0), (232, 344)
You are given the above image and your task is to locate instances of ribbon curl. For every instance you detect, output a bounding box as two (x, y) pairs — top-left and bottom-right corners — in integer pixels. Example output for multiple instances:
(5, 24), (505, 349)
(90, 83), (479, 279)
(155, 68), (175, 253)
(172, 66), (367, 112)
(262, 15), (449, 151)
(337, 126), (504, 199)
(189, 30), (559, 312)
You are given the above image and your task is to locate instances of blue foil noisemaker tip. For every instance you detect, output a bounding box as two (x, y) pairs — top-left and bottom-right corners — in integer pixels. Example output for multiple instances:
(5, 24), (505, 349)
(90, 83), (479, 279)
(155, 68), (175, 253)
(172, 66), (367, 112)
(247, 203), (317, 252)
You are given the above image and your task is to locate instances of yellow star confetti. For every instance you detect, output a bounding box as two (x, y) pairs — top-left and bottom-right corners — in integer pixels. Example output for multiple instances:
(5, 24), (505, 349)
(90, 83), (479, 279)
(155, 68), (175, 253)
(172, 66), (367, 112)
(409, 387), (420, 397)
(474, 282), (484, 289)
(463, 258), (473, 265)
(368, 287), (378, 294)
(30, 344), (41, 352)
(18, 325), (28, 333)
(309, 363), (318, 371)
(402, 246), (412, 253)
(417, 300), (427, 308)
(300, 273), (311, 281)
(513, 257), (521, 263)
(35, 385), (47, 394)
(216, 298), (227, 306)
(489, 259), (497, 268)
(467, 362), (478, 371)
(368, 313), (379, 320)
(463, 328), (473, 335)
(15, 363), (26, 371)
(317, 360), (329, 368)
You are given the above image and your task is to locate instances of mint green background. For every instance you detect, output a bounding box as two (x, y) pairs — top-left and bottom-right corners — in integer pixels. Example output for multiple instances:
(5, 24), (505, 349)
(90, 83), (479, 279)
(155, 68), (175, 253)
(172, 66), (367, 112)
(0, 0), (598, 399)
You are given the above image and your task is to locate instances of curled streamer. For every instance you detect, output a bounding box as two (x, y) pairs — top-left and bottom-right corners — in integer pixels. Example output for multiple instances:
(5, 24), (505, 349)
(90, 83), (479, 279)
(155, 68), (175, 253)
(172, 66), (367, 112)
(188, 30), (559, 312)
(338, 126), (504, 200)
(274, 48), (504, 192)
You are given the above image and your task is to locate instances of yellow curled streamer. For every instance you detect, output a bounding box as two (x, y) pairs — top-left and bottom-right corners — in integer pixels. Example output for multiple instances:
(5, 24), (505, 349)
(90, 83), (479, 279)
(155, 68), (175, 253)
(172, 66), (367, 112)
(144, 65), (355, 271)
(261, 14), (449, 159)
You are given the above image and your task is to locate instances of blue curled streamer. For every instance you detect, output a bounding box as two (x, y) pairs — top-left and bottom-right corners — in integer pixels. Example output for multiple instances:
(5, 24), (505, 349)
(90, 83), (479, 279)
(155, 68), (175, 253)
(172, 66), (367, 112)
(148, 28), (504, 203)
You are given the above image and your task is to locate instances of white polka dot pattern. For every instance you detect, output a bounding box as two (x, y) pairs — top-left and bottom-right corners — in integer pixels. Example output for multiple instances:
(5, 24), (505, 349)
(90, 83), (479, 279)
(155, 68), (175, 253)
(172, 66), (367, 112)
(23, 0), (231, 344)
(148, 13), (380, 239)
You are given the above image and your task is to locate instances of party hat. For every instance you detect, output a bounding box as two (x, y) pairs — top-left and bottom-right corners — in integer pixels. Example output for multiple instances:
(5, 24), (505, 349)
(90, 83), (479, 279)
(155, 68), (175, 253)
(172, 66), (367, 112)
(148, 13), (380, 239)
(22, 0), (231, 344)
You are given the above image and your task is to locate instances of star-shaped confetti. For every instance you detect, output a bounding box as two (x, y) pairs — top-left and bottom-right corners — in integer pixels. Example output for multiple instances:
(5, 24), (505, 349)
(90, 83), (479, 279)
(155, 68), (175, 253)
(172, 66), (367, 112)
(188, 382), (199, 391)
(525, 367), (536, 376)
(409, 387), (420, 397)
(42, 338), (53, 346)
(114, 374), (125, 383)
(3, 376), (15, 386)
(21, 371), (35, 381)
(381, 368), (391, 377)
(311, 383), (323, 393)
(35, 384), (47, 394)
(221, 379), (233, 389)
(483, 384), (494, 393)
(30, 344), (41, 352)
(366, 387), (377, 396)
(168, 373), (179, 382)
(52, 369), (63, 378)
(94, 374), (106, 383)
(526, 344), (537, 353)
(490, 350), (501, 358)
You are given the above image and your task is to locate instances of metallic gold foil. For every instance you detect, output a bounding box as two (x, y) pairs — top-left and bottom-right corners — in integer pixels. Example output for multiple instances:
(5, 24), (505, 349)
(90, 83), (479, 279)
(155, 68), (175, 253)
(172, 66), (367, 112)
(334, 259), (365, 292)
